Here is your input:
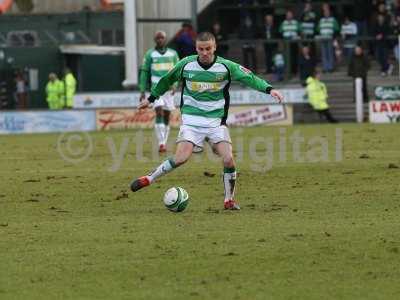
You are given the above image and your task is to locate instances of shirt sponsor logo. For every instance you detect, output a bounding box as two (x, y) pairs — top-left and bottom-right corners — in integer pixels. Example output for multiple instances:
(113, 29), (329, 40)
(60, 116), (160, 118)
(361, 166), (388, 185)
(152, 62), (174, 71)
(215, 74), (225, 81)
(190, 81), (222, 92)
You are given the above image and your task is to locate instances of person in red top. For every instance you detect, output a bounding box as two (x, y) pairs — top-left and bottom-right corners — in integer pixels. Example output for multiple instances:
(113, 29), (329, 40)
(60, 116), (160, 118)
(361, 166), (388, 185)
(173, 22), (197, 58)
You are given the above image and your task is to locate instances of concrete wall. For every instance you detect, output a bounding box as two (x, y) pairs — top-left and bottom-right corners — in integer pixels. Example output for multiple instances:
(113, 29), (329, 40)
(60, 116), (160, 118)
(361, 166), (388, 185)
(9, 0), (100, 13)
(8, 0), (212, 14)
(7, 0), (213, 60)
(136, 0), (213, 63)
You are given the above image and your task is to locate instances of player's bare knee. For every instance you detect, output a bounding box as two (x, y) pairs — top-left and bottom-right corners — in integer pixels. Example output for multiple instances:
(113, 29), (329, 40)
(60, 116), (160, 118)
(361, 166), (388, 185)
(174, 157), (188, 166)
(223, 154), (234, 167)
(155, 107), (163, 116)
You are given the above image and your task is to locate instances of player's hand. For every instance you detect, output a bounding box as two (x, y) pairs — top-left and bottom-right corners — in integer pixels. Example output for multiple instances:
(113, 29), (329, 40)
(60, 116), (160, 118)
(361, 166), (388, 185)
(270, 89), (284, 103)
(138, 99), (150, 109)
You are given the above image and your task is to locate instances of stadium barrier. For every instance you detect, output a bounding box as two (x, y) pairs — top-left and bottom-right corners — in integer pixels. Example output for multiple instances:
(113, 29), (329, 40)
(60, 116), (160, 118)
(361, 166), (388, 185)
(95, 104), (292, 131)
(0, 110), (96, 134)
(355, 78), (364, 123)
(369, 85), (400, 123)
(226, 105), (292, 126)
(0, 88), (305, 134)
(73, 89), (307, 109)
(96, 108), (181, 130)
(83, 89), (302, 130)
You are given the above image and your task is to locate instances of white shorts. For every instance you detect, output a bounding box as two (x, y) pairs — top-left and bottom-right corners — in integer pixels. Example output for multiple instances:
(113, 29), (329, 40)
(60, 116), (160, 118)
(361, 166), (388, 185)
(177, 125), (232, 153)
(153, 91), (175, 111)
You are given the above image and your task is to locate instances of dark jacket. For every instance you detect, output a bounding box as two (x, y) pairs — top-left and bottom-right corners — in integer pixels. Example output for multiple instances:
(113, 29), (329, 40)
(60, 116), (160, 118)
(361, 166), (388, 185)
(372, 20), (392, 47)
(299, 55), (316, 83)
(353, 0), (373, 22)
(348, 54), (370, 78)
(239, 23), (258, 40)
(259, 23), (279, 41)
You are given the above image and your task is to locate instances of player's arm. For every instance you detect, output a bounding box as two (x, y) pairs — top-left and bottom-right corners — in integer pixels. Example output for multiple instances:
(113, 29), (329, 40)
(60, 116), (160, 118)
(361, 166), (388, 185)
(138, 50), (152, 101)
(170, 51), (180, 94)
(140, 56), (191, 108)
(226, 60), (284, 102)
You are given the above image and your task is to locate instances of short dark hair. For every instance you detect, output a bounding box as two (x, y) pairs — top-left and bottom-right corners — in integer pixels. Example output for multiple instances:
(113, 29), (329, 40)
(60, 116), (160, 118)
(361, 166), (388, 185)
(196, 32), (216, 42)
(312, 67), (322, 76)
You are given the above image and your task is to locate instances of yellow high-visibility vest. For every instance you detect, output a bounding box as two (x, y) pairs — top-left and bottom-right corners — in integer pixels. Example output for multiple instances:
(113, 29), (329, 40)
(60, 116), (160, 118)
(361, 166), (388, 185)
(46, 79), (64, 109)
(64, 73), (77, 108)
(306, 76), (329, 110)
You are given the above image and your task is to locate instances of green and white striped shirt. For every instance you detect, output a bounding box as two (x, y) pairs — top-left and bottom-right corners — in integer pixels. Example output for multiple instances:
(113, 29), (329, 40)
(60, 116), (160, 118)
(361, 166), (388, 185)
(279, 20), (300, 39)
(300, 11), (316, 37)
(273, 53), (285, 67)
(318, 17), (339, 38)
(341, 22), (358, 48)
(150, 55), (273, 128)
(139, 47), (179, 92)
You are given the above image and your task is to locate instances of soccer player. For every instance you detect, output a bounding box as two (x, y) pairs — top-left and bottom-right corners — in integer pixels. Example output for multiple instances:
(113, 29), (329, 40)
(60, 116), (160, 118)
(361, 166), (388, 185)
(139, 30), (179, 153)
(131, 32), (284, 210)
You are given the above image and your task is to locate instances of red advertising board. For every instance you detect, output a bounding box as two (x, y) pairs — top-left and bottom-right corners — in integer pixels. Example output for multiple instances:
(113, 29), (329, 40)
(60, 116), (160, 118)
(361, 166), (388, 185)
(369, 101), (400, 123)
(96, 109), (181, 130)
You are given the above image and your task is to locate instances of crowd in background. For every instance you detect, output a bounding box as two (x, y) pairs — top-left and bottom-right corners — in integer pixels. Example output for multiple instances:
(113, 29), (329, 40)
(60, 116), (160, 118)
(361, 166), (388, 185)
(11, 68), (77, 110)
(233, 0), (400, 81)
(171, 0), (400, 85)
(165, 0), (400, 122)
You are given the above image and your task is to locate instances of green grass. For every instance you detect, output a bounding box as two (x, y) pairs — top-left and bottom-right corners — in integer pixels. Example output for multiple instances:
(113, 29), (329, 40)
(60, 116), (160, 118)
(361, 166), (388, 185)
(1, 124), (400, 299)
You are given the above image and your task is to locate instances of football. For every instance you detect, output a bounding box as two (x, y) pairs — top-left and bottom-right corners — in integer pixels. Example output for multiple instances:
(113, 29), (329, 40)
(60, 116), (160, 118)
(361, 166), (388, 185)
(163, 187), (189, 212)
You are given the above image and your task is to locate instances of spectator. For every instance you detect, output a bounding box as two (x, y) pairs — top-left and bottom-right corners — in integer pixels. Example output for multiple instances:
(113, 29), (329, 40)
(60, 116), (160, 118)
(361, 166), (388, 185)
(321, 2), (331, 13)
(376, 2), (389, 19)
(279, 10), (300, 74)
(279, 10), (300, 40)
(306, 68), (338, 123)
(173, 22), (197, 58)
(392, 9), (400, 32)
(353, 0), (373, 35)
(299, 1), (316, 40)
(272, 43), (285, 81)
(392, 14), (400, 63)
(211, 22), (229, 57)
(348, 45), (370, 102)
(260, 14), (279, 74)
(395, 42), (400, 65)
(341, 16), (358, 62)
(317, 5), (339, 72)
(14, 72), (28, 110)
(46, 73), (63, 110)
(393, 0), (400, 17)
(63, 68), (77, 108)
(298, 45), (316, 86)
(239, 15), (258, 72)
(373, 14), (392, 76)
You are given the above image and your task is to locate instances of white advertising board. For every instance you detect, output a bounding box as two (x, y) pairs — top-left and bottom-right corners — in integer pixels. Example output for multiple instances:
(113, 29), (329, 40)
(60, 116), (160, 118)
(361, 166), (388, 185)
(73, 88), (306, 109)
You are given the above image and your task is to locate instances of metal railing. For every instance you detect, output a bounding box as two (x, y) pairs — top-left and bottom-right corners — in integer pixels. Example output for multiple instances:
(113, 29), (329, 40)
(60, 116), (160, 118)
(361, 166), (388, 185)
(221, 35), (400, 80)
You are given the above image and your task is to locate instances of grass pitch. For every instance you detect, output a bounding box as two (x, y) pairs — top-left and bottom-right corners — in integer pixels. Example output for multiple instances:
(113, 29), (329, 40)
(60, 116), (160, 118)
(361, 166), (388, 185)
(1, 124), (400, 300)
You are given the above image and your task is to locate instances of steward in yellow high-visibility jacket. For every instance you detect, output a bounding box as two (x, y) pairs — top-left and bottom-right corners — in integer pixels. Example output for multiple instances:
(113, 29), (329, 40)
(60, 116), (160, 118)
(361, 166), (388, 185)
(46, 73), (64, 110)
(63, 68), (77, 108)
(306, 68), (338, 123)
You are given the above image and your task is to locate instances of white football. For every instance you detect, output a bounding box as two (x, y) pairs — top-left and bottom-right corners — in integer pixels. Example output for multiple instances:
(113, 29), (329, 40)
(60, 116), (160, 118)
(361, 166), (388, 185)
(163, 187), (189, 212)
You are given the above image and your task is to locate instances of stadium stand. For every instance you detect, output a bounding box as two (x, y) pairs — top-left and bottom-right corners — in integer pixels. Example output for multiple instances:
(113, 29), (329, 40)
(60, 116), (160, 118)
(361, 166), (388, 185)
(197, 0), (400, 122)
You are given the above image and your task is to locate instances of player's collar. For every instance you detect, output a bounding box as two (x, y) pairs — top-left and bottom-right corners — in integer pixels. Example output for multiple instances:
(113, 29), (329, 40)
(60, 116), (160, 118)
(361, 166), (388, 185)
(155, 47), (167, 55)
(197, 55), (217, 70)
